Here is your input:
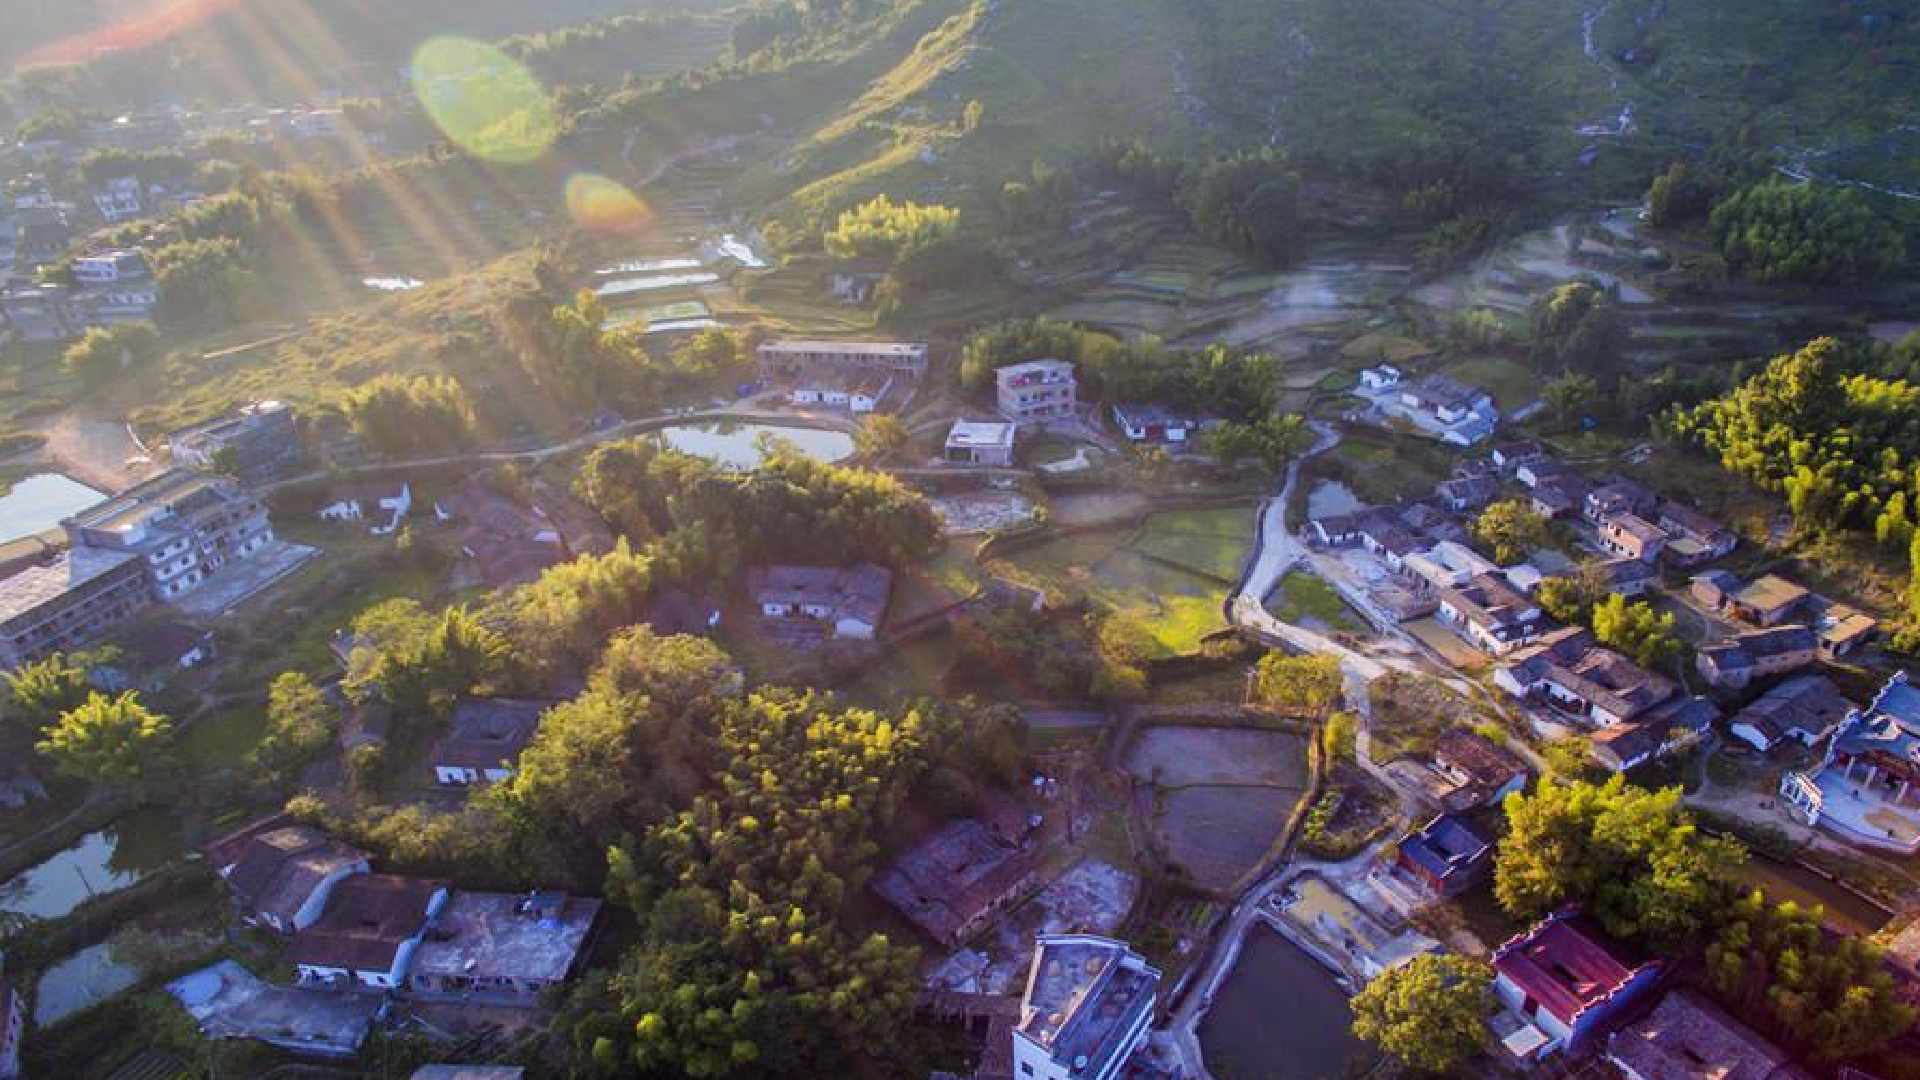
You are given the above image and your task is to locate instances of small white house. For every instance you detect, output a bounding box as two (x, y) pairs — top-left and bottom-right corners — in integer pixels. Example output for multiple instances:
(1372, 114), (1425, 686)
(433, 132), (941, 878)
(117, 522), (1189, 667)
(1359, 364), (1403, 391)
(319, 482), (412, 535)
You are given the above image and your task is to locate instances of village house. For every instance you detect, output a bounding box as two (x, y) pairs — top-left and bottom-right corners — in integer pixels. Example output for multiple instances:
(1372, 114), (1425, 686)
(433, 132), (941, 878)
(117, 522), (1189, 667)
(1727, 674), (1853, 753)
(1111, 403), (1201, 444)
(786, 373), (893, 414)
(1531, 475), (1593, 521)
(90, 176), (143, 222)
(1695, 625), (1818, 691)
(756, 339), (929, 380)
(1357, 364), (1401, 391)
(1436, 476), (1499, 513)
(1589, 557), (1658, 599)
(206, 816), (370, 935)
(873, 819), (1038, 946)
(1496, 628), (1717, 771)
(1437, 571), (1546, 655)
(290, 875), (448, 990)
(1654, 502), (1736, 568)
(1583, 479), (1656, 524)
(1430, 726), (1530, 809)
(63, 468), (277, 602)
(95, 621), (216, 692)
(1492, 908), (1661, 1060)
(749, 563), (893, 640)
(1781, 671), (1920, 854)
(0, 547), (155, 669)
(428, 699), (548, 786)
(1514, 457), (1573, 491)
(1013, 935), (1159, 1080)
(407, 890), (602, 1004)
(1607, 990), (1808, 1080)
(1809, 598), (1878, 660)
(168, 400), (304, 484)
(996, 359), (1078, 424)
(1394, 813), (1492, 898)
(319, 482), (412, 535)
(1692, 572), (1810, 628)
(1383, 374), (1500, 446)
(1597, 513), (1669, 564)
(1490, 441), (1546, 475)
(1402, 541), (1499, 598)
(944, 419), (1017, 467)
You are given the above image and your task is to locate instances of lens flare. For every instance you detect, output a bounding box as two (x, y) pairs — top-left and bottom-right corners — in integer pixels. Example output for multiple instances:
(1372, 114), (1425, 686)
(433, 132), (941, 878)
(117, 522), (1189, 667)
(565, 174), (655, 234)
(410, 37), (558, 165)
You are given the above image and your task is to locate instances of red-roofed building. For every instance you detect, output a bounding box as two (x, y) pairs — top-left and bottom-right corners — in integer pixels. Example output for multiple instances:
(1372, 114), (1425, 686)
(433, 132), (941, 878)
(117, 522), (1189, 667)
(1492, 908), (1662, 1059)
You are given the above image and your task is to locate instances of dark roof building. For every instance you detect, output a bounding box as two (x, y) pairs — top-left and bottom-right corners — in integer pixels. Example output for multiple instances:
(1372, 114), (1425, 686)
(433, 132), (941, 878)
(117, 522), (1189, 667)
(1608, 990), (1808, 1080)
(290, 875), (448, 989)
(408, 891), (602, 1003)
(206, 816), (370, 935)
(1396, 814), (1492, 897)
(1430, 727), (1530, 809)
(1728, 674), (1854, 753)
(872, 820), (1037, 945)
(429, 699), (548, 785)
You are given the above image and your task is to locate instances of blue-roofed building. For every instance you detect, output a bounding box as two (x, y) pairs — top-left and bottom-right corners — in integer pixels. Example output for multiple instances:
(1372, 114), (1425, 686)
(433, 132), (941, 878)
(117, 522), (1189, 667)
(1781, 670), (1920, 854)
(1395, 814), (1492, 897)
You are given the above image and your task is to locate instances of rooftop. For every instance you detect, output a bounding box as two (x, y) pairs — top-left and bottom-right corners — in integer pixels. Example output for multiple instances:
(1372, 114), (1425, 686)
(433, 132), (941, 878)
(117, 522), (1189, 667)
(1602, 512), (1669, 545)
(1735, 575), (1811, 616)
(65, 468), (232, 536)
(946, 420), (1017, 449)
(0, 547), (139, 627)
(290, 874), (443, 974)
(411, 890), (601, 983)
(749, 563), (893, 625)
(1018, 935), (1159, 1079)
(758, 339), (926, 356)
(1506, 628), (1675, 722)
(1494, 910), (1650, 1027)
(170, 961), (373, 1056)
(1432, 726), (1528, 788)
(1399, 814), (1491, 882)
(1607, 990), (1800, 1080)
(1444, 572), (1540, 632)
(1732, 675), (1853, 746)
(430, 699), (548, 771)
(872, 819), (1033, 943)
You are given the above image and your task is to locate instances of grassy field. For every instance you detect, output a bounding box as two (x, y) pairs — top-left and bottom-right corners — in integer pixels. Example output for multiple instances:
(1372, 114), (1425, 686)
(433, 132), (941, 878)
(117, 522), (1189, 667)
(1001, 510), (1253, 656)
(1439, 357), (1542, 413)
(1268, 571), (1363, 632)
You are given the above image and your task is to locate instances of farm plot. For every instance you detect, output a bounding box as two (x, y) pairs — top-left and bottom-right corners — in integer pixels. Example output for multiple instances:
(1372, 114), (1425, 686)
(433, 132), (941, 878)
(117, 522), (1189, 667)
(1123, 725), (1309, 893)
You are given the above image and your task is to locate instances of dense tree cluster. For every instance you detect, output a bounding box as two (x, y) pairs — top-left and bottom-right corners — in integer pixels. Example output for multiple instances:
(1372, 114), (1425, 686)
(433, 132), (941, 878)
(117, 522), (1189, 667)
(960, 318), (1285, 422)
(35, 691), (174, 790)
(1253, 653), (1344, 717)
(1708, 891), (1915, 1062)
(1529, 280), (1627, 381)
(61, 322), (162, 383)
(1351, 953), (1493, 1073)
(1202, 415), (1312, 473)
(340, 372), (476, 456)
(1590, 594), (1684, 669)
(1471, 498), (1548, 565)
(601, 689), (934, 1078)
(342, 599), (514, 715)
(824, 194), (960, 261)
(1071, 143), (1303, 265)
(1708, 179), (1904, 286)
(1495, 776), (1744, 945)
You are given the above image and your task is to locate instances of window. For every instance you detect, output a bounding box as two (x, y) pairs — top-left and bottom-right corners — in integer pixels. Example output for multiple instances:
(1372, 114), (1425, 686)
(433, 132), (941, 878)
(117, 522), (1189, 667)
(1020, 1066), (1034, 1077)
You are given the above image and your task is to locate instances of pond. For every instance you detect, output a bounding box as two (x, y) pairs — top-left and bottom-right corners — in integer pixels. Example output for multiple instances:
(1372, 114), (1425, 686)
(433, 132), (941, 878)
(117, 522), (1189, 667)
(1200, 928), (1376, 1080)
(596, 256), (702, 276)
(1732, 852), (1892, 936)
(33, 942), (141, 1026)
(0, 473), (106, 544)
(1306, 480), (1361, 520)
(0, 814), (187, 921)
(655, 422), (854, 471)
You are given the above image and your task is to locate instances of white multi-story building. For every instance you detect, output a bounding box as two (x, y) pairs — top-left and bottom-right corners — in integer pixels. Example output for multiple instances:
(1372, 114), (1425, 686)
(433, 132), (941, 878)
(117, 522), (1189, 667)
(64, 469), (276, 601)
(1012, 935), (1159, 1080)
(996, 359), (1077, 424)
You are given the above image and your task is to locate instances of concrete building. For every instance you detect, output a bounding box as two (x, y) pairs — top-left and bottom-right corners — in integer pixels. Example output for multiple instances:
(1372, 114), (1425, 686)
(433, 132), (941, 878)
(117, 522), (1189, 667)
(168, 401), (304, 483)
(1111, 404), (1200, 444)
(64, 469), (276, 602)
(1597, 512), (1669, 564)
(1492, 909), (1660, 1060)
(0, 547), (153, 669)
(996, 360), (1077, 424)
(291, 875), (448, 989)
(407, 891), (601, 1003)
(1395, 813), (1492, 898)
(206, 816), (370, 935)
(1384, 374), (1499, 446)
(72, 250), (148, 284)
(945, 420), (1017, 467)
(1437, 571), (1546, 655)
(749, 563), (892, 640)
(1654, 502), (1736, 568)
(428, 699), (548, 786)
(91, 177), (143, 222)
(757, 339), (928, 379)
(1013, 935), (1159, 1080)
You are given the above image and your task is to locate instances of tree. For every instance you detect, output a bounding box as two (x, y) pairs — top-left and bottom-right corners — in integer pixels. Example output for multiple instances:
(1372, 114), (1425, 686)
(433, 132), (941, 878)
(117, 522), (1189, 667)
(1203, 415), (1310, 472)
(250, 671), (338, 781)
(1707, 890), (1915, 1061)
(1351, 953), (1493, 1073)
(1471, 498), (1548, 565)
(1536, 570), (1605, 625)
(151, 236), (255, 332)
(1530, 280), (1626, 380)
(1253, 653), (1344, 717)
(1708, 179), (1903, 286)
(62, 322), (162, 383)
(341, 373), (475, 456)
(855, 415), (911, 461)
(36, 692), (174, 789)
(824, 195), (959, 261)
(1495, 775), (1743, 944)
(3, 651), (95, 740)
(1544, 371), (1598, 425)
(1591, 594), (1682, 668)
(1646, 162), (1715, 228)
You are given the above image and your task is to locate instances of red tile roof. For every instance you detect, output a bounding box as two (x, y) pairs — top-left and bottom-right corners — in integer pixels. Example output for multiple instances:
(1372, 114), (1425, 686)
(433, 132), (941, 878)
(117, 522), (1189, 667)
(1494, 910), (1652, 1027)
